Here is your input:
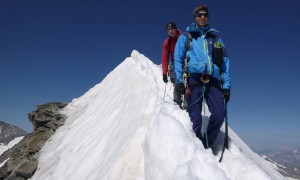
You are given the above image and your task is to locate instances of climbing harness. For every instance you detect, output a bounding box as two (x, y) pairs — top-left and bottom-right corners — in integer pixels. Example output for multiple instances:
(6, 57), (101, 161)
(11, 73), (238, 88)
(188, 74), (209, 108)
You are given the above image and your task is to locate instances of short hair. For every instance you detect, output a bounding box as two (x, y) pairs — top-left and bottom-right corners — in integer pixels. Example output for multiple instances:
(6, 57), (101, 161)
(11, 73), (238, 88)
(193, 5), (209, 17)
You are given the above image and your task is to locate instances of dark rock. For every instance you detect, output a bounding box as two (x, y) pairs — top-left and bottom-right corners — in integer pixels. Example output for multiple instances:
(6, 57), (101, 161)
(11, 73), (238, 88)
(0, 102), (68, 180)
(28, 102), (67, 130)
(15, 160), (37, 179)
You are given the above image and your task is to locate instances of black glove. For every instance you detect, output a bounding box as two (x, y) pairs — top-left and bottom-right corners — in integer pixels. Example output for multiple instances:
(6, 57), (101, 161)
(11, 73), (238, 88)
(176, 83), (186, 95)
(222, 89), (230, 103)
(163, 74), (168, 83)
(170, 77), (175, 83)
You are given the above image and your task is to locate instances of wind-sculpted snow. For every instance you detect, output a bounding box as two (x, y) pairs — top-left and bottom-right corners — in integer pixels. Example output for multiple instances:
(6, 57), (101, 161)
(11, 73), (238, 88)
(32, 50), (285, 180)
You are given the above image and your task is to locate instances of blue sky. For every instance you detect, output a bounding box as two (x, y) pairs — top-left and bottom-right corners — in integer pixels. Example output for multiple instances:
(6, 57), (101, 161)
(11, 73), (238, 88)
(1, 0), (299, 149)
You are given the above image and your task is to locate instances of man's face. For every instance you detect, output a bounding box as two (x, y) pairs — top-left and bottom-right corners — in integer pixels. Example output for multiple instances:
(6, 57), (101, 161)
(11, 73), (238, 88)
(167, 27), (177, 37)
(194, 11), (208, 27)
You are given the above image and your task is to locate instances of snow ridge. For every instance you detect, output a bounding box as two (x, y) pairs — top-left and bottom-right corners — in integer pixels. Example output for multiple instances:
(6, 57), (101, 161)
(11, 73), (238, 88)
(31, 50), (285, 180)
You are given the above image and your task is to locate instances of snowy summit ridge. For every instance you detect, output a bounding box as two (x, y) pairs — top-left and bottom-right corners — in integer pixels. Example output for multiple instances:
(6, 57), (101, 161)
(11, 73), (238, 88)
(32, 50), (285, 180)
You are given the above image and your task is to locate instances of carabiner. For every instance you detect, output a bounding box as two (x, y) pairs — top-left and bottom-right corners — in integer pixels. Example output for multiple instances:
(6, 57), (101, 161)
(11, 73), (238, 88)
(200, 74), (209, 84)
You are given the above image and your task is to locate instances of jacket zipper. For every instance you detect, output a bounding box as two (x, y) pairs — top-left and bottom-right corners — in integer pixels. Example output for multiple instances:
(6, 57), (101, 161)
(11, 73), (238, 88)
(204, 29), (219, 75)
(203, 39), (212, 75)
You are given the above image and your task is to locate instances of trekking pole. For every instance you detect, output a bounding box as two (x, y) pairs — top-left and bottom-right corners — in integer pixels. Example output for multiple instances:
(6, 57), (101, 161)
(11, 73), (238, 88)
(219, 101), (228, 162)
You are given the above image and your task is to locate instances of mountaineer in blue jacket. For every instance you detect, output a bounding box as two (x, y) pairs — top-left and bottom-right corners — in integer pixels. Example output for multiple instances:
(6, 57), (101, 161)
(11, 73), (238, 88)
(174, 4), (231, 148)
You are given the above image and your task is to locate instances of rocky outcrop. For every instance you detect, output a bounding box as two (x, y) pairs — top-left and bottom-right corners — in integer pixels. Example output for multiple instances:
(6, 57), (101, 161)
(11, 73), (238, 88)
(0, 102), (67, 180)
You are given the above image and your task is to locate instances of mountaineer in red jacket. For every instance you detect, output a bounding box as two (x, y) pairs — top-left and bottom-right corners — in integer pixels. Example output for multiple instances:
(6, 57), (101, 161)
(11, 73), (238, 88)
(161, 22), (182, 107)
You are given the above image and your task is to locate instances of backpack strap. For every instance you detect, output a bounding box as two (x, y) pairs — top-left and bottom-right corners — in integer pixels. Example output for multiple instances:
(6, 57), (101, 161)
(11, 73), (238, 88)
(184, 32), (193, 50)
(182, 32), (193, 74)
(207, 32), (218, 41)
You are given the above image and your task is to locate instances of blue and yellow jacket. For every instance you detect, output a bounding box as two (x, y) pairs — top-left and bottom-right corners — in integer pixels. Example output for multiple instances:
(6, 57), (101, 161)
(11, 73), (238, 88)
(174, 23), (231, 90)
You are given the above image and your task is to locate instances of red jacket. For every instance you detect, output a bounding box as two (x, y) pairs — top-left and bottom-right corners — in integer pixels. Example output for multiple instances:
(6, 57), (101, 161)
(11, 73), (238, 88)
(161, 30), (181, 75)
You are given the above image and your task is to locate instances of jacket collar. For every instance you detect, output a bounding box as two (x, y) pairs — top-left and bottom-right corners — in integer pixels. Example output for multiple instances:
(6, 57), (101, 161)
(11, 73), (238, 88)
(186, 23), (219, 37)
(169, 29), (182, 40)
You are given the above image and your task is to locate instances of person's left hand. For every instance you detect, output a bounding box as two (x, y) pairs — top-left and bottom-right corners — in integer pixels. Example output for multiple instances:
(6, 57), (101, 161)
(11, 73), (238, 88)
(163, 75), (168, 83)
(222, 89), (230, 103)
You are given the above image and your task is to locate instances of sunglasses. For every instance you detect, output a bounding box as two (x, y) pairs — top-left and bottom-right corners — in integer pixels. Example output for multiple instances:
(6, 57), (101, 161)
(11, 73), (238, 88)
(195, 12), (208, 18)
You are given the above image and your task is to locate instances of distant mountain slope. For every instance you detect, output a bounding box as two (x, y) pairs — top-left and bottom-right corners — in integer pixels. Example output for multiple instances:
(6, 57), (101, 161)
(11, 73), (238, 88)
(261, 148), (300, 179)
(0, 121), (27, 144)
(0, 136), (24, 158)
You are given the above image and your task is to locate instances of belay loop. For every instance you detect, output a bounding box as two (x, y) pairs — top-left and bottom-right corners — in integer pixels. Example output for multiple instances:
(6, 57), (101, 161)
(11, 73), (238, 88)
(186, 74), (209, 108)
(200, 74), (209, 84)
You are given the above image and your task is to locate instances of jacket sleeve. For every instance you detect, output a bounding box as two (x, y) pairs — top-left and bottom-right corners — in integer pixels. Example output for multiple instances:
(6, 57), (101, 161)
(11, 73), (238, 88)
(222, 56), (231, 89)
(218, 38), (231, 90)
(161, 39), (169, 75)
(174, 34), (187, 84)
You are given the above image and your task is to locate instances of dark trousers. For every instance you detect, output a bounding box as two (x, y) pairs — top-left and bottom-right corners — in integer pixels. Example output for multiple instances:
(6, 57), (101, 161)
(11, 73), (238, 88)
(187, 75), (224, 146)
